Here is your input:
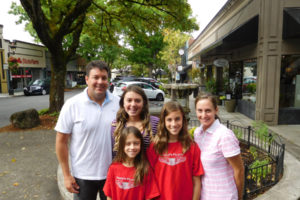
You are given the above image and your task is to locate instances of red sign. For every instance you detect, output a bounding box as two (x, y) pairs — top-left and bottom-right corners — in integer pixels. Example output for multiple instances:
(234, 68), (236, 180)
(12, 75), (33, 78)
(16, 57), (39, 65)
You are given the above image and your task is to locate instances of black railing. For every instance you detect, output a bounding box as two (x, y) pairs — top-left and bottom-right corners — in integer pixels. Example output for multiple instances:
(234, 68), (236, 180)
(188, 119), (285, 200)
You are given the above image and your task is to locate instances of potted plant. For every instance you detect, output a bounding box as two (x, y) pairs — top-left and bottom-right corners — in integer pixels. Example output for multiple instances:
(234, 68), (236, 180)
(224, 88), (236, 112)
(8, 56), (19, 74)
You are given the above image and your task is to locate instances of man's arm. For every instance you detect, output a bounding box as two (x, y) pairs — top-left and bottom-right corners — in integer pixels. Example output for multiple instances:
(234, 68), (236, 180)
(226, 154), (244, 200)
(56, 132), (79, 193)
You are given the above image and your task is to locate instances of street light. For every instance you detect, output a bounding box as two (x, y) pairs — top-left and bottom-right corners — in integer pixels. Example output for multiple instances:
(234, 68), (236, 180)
(7, 41), (17, 95)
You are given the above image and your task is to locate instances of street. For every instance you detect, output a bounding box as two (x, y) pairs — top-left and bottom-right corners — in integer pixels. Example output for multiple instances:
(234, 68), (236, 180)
(0, 89), (164, 128)
(0, 89), (83, 127)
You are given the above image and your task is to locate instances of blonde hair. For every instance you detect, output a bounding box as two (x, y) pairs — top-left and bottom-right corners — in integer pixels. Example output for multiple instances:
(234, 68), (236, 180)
(153, 101), (192, 155)
(114, 126), (149, 185)
(113, 85), (153, 152)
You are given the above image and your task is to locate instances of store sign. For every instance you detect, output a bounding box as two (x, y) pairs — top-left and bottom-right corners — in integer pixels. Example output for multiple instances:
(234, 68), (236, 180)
(15, 57), (39, 65)
(12, 75), (33, 78)
(213, 58), (229, 67)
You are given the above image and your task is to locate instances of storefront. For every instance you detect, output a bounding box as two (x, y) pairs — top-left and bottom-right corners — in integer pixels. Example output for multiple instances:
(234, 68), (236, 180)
(3, 39), (46, 92)
(188, 0), (300, 125)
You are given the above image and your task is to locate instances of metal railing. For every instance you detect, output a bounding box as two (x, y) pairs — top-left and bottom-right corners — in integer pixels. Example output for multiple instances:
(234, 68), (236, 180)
(188, 119), (285, 200)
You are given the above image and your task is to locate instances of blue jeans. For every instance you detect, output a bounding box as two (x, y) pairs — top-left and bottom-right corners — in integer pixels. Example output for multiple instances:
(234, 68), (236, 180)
(73, 178), (106, 200)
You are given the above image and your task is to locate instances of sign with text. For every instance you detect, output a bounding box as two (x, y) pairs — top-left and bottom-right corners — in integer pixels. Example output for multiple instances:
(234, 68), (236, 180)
(12, 75), (33, 78)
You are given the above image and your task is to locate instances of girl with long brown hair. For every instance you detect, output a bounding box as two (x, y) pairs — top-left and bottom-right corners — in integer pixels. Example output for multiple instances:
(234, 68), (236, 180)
(111, 85), (159, 155)
(147, 101), (204, 200)
(103, 126), (159, 200)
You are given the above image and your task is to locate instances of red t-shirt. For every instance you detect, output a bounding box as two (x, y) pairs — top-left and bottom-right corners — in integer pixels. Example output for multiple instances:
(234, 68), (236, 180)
(103, 162), (160, 200)
(147, 142), (204, 200)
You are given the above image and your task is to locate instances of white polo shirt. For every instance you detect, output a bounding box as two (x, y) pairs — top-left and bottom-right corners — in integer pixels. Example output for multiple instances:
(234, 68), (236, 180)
(55, 88), (120, 180)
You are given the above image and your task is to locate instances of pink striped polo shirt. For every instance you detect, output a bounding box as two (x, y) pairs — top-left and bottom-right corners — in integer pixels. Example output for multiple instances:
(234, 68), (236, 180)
(194, 119), (240, 200)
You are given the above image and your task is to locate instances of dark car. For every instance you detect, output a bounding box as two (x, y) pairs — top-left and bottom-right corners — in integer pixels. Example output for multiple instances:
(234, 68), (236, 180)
(135, 77), (162, 88)
(23, 79), (50, 96)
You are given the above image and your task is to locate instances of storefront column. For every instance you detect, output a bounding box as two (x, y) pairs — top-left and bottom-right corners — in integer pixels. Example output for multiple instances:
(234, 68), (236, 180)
(255, 0), (284, 125)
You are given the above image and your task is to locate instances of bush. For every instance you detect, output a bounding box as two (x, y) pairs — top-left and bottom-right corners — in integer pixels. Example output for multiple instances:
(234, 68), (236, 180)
(189, 127), (197, 139)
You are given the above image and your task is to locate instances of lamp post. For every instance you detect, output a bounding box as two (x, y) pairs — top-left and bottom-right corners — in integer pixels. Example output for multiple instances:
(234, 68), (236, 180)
(7, 41), (17, 95)
(177, 49), (184, 83)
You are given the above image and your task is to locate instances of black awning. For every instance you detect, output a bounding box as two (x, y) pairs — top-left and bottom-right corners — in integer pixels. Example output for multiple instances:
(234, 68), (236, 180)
(283, 8), (300, 39)
(199, 15), (259, 58)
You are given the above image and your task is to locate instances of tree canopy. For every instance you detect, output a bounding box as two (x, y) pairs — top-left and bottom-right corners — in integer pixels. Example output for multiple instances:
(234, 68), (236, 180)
(11, 0), (198, 112)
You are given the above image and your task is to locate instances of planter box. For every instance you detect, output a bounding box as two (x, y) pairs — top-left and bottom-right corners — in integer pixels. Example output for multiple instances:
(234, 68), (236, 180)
(225, 99), (236, 112)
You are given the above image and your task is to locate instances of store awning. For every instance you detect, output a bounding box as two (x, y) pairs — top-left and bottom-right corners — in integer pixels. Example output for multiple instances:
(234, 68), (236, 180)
(283, 8), (300, 39)
(199, 15), (259, 58)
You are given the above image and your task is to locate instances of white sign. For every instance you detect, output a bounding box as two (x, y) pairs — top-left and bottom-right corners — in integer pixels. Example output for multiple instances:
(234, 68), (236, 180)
(213, 58), (229, 67)
(3, 64), (8, 70)
(178, 65), (183, 71)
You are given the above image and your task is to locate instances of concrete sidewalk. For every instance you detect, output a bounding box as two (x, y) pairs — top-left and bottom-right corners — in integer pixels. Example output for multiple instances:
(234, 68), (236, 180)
(0, 92), (24, 98)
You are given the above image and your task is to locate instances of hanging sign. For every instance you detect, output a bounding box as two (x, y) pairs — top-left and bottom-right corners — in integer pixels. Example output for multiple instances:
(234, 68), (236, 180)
(213, 58), (229, 67)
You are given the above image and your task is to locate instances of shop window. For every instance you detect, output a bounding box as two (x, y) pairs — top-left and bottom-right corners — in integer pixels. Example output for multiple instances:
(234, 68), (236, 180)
(228, 61), (243, 99)
(242, 59), (257, 103)
(280, 55), (300, 108)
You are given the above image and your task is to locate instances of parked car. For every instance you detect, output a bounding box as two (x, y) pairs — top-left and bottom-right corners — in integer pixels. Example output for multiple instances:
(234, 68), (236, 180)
(135, 77), (162, 88)
(242, 76), (257, 93)
(109, 76), (137, 92)
(112, 81), (165, 101)
(23, 79), (50, 96)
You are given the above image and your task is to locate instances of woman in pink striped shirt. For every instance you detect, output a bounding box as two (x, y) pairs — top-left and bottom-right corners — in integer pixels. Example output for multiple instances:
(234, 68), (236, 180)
(194, 94), (244, 200)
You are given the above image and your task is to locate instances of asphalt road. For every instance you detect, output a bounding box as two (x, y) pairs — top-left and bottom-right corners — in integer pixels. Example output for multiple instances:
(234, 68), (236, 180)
(0, 89), (83, 128)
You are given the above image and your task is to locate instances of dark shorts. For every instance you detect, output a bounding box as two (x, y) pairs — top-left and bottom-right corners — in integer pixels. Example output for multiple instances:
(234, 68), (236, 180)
(73, 178), (106, 200)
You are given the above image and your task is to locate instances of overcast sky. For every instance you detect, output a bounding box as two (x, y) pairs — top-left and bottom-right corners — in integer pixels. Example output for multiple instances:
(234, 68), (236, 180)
(0, 0), (227, 43)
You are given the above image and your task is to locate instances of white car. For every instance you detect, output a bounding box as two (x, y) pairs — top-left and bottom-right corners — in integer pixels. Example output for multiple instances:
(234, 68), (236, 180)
(112, 81), (165, 101)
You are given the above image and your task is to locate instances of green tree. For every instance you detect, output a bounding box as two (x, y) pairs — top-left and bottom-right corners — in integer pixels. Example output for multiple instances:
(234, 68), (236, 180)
(160, 29), (190, 82)
(125, 31), (166, 77)
(11, 0), (198, 112)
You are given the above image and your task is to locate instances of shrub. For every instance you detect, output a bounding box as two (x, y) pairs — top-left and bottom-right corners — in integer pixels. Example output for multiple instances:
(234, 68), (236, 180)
(249, 159), (272, 183)
(189, 127), (197, 139)
(233, 128), (243, 140)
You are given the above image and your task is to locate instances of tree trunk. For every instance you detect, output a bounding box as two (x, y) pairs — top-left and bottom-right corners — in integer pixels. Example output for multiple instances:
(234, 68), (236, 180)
(49, 54), (67, 113)
(148, 63), (153, 78)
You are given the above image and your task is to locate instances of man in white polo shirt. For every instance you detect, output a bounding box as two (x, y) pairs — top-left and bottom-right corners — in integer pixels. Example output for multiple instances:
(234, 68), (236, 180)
(55, 60), (120, 200)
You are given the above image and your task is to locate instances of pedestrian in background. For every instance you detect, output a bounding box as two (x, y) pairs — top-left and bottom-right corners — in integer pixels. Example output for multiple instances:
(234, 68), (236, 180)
(55, 60), (120, 200)
(111, 85), (159, 155)
(147, 101), (204, 200)
(194, 94), (244, 200)
(103, 126), (160, 200)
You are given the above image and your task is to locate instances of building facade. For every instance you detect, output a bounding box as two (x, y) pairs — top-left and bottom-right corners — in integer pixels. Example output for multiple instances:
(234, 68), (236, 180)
(189, 0), (300, 125)
(0, 25), (87, 94)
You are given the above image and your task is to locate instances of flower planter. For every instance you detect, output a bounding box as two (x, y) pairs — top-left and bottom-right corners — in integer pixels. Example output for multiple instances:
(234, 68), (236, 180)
(225, 99), (236, 112)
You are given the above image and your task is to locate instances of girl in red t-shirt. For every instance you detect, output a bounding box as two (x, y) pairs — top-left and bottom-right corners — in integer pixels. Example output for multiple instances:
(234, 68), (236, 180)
(103, 126), (160, 200)
(147, 101), (204, 200)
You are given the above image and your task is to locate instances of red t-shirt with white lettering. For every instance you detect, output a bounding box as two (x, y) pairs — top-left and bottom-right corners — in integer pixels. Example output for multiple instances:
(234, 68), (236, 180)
(103, 162), (160, 200)
(147, 142), (204, 200)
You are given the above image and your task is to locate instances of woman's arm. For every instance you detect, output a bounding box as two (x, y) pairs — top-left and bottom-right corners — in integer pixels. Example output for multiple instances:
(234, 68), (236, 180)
(226, 154), (244, 200)
(192, 176), (201, 200)
(107, 197), (112, 200)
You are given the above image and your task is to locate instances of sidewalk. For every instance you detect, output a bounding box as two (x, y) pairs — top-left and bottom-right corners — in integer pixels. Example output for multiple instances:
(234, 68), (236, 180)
(0, 92), (24, 98)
